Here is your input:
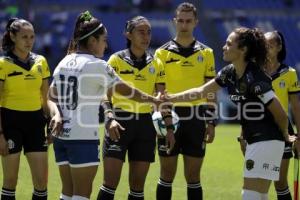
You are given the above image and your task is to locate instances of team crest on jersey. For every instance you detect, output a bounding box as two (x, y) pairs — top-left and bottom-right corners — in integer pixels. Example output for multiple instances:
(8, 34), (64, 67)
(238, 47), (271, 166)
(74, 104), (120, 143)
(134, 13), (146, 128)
(246, 159), (254, 170)
(67, 59), (77, 67)
(279, 80), (285, 88)
(7, 139), (15, 150)
(197, 55), (203, 62)
(148, 66), (155, 74)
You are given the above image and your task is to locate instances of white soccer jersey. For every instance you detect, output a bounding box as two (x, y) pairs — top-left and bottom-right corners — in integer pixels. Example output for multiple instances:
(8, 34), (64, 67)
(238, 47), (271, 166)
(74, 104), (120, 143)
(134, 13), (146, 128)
(52, 53), (120, 140)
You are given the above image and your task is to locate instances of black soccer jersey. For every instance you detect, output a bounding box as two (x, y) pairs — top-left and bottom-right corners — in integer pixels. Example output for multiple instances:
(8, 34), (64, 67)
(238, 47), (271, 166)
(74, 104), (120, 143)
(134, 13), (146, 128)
(215, 62), (284, 144)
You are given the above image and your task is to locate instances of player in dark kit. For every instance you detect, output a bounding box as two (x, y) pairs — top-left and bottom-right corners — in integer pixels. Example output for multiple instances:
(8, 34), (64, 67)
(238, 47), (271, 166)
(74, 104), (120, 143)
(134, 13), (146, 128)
(155, 2), (216, 200)
(162, 27), (297, 200)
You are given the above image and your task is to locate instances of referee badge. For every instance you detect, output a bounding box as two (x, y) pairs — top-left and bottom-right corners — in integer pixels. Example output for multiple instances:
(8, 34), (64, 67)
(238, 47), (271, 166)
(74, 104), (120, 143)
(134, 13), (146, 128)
(279, 80), (285, 88)
(149, 66), (155, 74)
(197, 55), (203, 62)
(37, 65), (42, 74)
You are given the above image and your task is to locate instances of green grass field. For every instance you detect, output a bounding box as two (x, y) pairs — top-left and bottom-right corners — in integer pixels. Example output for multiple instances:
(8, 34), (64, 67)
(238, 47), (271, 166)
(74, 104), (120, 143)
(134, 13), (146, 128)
(0, 124), (295, 199)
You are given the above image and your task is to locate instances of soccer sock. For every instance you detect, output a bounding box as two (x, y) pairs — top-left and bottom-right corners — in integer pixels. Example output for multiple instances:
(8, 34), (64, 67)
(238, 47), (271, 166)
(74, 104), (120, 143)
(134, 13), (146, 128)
(156, 178), (172, 200)
(242, 189), (261, 200)
(72, 196), (89, 200)
(1, 188), (15, 200)
(97, 185), (115, 200)
(128, 189), (144, 200)
(60, 194), (72, 200)
(32, 188), (47, 200)
(187, 182), (202, 200)
(276, 187), (292, 200)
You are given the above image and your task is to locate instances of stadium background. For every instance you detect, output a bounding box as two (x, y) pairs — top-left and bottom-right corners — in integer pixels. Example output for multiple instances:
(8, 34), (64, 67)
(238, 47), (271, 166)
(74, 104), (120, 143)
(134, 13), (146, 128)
(0, 1), (300, 199)
(1, 0), (299, 120)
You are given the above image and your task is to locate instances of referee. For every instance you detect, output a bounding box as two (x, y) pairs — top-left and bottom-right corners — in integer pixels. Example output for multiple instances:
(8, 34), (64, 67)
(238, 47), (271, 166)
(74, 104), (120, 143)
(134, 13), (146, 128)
(0, 18), (57, 200)
(155, 2), (217, 200)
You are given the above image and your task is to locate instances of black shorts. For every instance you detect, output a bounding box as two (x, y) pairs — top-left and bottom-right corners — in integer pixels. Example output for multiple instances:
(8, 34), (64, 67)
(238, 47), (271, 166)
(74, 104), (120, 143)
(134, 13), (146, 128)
(102, 109), (156, 162)
(282, 121), (295, 159)
(158, 106), (206, 157)
(1, 107), (48, 154)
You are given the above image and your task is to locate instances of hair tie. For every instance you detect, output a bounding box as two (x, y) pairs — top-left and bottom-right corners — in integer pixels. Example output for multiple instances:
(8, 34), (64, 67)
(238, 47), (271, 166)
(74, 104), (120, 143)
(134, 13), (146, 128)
(80, 11), (93, 22)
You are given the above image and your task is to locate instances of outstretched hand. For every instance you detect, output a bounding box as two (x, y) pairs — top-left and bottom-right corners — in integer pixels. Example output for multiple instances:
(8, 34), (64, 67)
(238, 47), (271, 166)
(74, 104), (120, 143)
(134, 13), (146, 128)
(105, 119), (125, 142)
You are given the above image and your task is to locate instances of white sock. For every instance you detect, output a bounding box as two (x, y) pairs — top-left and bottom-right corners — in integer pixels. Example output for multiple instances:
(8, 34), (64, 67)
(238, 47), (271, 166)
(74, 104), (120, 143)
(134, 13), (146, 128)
(242, 189), (262, 200)
(72, 195), (89, 200)
(60, 194), (72, 200)
(261, 193), (268, 200)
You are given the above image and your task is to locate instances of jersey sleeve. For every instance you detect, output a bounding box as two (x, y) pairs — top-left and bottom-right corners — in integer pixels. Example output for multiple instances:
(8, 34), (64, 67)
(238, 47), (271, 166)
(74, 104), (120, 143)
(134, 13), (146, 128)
(154, 57), (165, 84)
(0, 60), (7, 81)
(250, 71), (274, 105)
(288, 69), (300, 94)
(204, 48), (216, 79)
(107, 54), (119, 73)
(214, 65), (231, 88)
(39, 56), (51, 79)
(96, 60), (120, 88)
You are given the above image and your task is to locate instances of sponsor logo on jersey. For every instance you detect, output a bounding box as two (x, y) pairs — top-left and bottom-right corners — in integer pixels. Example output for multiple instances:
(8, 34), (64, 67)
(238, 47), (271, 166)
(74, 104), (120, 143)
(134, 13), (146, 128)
(230, 95), (246, 101)
(66, 59), (77, 67)
(135, 74), (146, 81)
(181, 61), (193, 67)
(24, 74), (36, 80)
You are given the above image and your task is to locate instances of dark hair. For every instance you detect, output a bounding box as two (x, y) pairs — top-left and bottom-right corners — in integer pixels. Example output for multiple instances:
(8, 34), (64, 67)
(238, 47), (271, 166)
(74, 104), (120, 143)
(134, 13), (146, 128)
(175, 2), (197, 18)
(265, 31), (286, 63)
(1, 18), (33, 52)
(124, 16), (150, 48)
(68, 11), (106, 54)
(234, 27), (268, 68)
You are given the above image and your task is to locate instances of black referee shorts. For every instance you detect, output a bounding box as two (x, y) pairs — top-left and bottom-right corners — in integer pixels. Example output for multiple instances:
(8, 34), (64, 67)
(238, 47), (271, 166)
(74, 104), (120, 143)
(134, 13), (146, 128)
(102, 109), (156, 162)
(1, 107), (48, 154)
(158, 106), (206, 158)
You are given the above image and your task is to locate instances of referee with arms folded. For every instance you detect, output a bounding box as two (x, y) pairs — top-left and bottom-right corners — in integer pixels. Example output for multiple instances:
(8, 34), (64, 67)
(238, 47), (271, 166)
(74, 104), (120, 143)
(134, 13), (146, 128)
(155, 2), (217, 200)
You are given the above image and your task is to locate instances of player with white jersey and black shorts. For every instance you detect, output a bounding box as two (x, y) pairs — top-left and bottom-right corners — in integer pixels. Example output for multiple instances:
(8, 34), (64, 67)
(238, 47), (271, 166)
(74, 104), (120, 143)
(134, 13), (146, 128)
(161, 27), (297, 200)
(49, 11), (162, 200)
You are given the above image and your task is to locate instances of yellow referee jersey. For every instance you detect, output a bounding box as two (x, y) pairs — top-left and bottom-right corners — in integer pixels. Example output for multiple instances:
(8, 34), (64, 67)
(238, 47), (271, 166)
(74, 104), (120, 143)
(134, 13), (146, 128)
(155, 40), (216, 106)
(109, 49), (164, 113)
(0, 52), (50, 111)
(271, 64), (300, 113)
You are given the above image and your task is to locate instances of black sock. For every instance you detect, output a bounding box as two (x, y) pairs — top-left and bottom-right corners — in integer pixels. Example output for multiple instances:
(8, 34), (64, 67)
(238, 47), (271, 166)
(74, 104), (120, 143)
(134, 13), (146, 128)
(128, 189), (144, 200)
(1, 187), (16, 200)
(276, 187), (292, 200)
(156, 178), (172, 200)
(32, 188), (47, 200)
(187, 182), (202, 200)
(97, 185), (115, 200)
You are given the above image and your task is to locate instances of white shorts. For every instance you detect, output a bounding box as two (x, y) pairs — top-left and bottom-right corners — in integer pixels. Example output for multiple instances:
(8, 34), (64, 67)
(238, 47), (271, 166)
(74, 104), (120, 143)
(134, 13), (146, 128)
(244, 140), (284, 181)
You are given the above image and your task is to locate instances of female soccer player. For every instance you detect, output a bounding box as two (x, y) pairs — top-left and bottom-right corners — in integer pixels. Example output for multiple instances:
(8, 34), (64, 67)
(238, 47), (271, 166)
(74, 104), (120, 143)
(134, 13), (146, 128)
(0, 18), (59, 200)
(264, 31), (300, 200)
(97, 15), (175, 200)
(162, 27), (297, 200)
(49, 11), (162, 200)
